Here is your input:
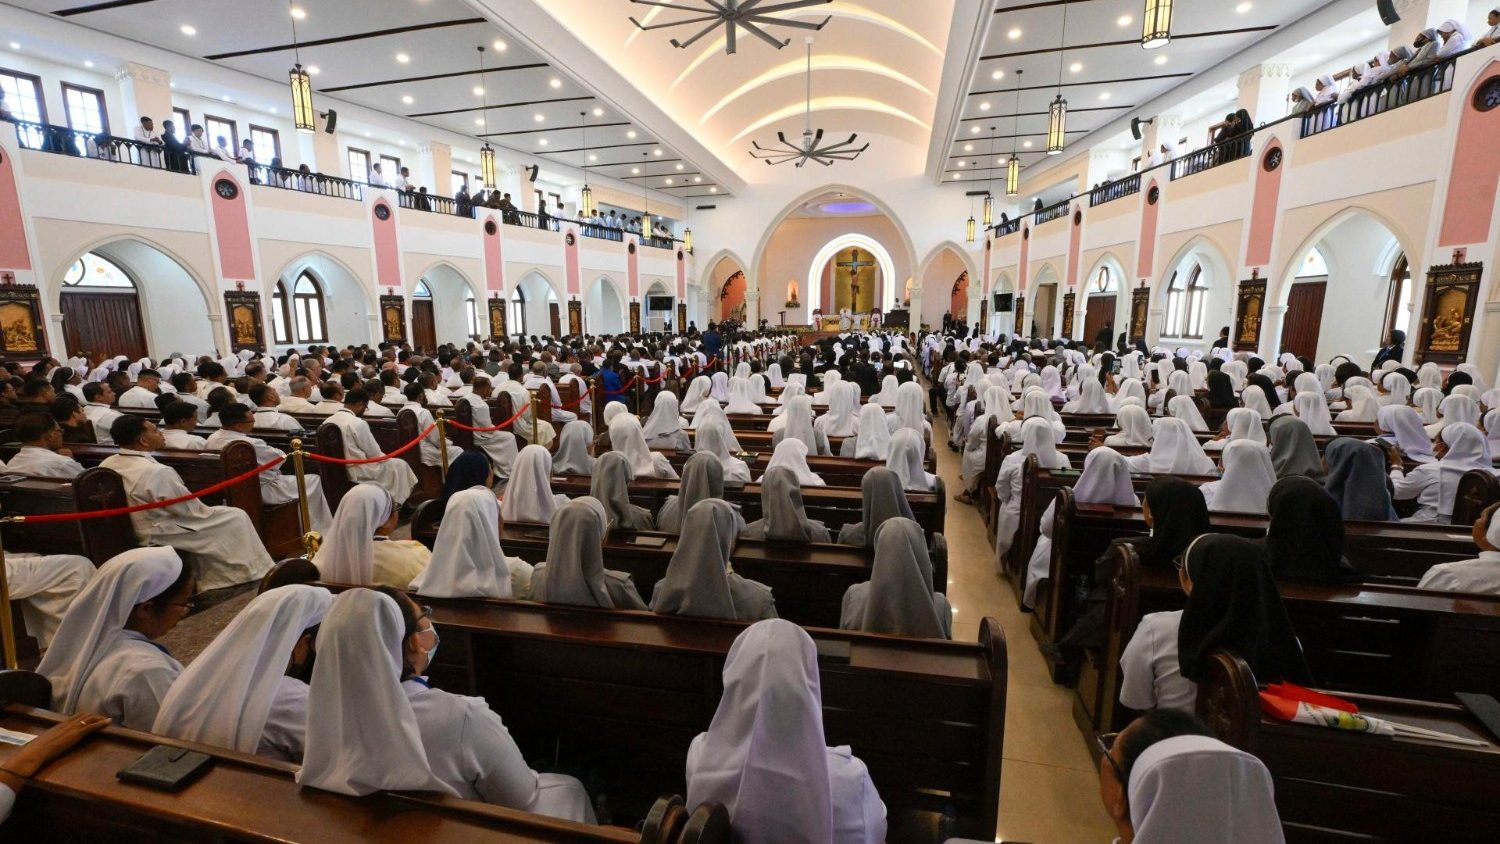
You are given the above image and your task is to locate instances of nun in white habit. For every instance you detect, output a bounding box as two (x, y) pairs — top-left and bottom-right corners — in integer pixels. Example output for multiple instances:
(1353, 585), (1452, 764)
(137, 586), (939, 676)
(765, 362), (785, 389)
(37, 548), (190, 732)
(841, 517), (951, 639)
(609, 415), (679, 479)
(1373, 405), (1435, 463)
(1062, 377), (1112, 414)
(658, 452), (742, 535)
(724, 377), (763, 415)
(773, 395), (832, 457)
(152, 584), (330, 762)
(313, 484), (429, 588)
(684, 619), (887, 844)
(694, 418), (751, 483)
(842, 402), (894, 461)
(887, 382), (932, 443)
(1390, 423), (1496, 523)
(591, 451), (657, 531)
(815, 382), (860, 438)
(1413, 386), (1444, 424)
(650, 499), (775, 622)
(995, 418), (1072, 564)
(1113, 734), (1285, 844)
(762, 438), (826, 487)
(1126, 418), (1218, 476)
(500, 445), (571, 524)
(552, 420), (597, 476)
(692, 401), (742, 447)
(641, 392), (691, 451)
(710, 371), (732, 404)
(1293, 391), (1337, 436)
(530, 498), (648, 609)
(1023, 446), (1138, 608)
(872, 374), (900, 407)
(1426, 394), (1480, 439)
(886, 429), (935, 493)
(1334, 385), (1380, 423)
(1199, 440), (1277, 514)
(412, 488), (533, 600)
(1104, 404), (1154, 448)
(1204, 406), (1267, 453)
(1166, 395), (1210, 433)
(740, 467), (833, 543)
(680, 376), (713, 414)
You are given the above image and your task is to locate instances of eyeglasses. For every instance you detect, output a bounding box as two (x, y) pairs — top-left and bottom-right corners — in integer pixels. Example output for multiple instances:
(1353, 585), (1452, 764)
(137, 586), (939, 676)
(160, 597), (199, 612)
(1097, 731), (1126, 783)
(1172, 553), (1186, 572)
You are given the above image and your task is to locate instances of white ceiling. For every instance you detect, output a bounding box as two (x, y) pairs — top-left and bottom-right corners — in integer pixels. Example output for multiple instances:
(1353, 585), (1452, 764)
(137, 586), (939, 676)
(2, 0), (730, 196)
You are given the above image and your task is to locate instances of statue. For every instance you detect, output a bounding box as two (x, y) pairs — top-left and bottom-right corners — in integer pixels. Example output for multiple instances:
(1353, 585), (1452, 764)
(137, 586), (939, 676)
(785, 278), (800, 308)
(1429, 304), (1464, 351)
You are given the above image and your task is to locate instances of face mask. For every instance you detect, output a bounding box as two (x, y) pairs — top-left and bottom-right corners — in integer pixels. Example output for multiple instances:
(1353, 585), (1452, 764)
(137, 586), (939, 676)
(422, 626), (441, 669)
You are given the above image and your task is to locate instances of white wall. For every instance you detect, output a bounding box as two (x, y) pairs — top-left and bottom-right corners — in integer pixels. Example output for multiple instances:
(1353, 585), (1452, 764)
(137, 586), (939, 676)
(91, 240), (216, 357)
(1302, 215), (1402, 361)
(585, 277), (626, 334)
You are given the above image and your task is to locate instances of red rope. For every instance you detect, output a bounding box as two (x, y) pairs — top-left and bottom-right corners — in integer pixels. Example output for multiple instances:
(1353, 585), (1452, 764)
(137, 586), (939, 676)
(305, 422), (437, 465)
(16, 454), (286, 523)
(447, 403), (531, 433)
(638, 371), (666, 385)
(604, 375), (637, 396)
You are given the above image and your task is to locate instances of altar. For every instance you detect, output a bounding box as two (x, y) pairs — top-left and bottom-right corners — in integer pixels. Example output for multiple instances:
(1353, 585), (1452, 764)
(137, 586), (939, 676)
(818, 312), (878, 332)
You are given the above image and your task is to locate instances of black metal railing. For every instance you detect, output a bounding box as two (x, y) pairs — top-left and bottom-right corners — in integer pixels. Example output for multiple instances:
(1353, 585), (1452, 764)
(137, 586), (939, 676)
(1034, 201), (1070, 225)
(1300, 56), (1458, 138)
(9, 119), (198, 174)
(249, 164), (364, 200)
(1170, 133), (1254, 181)
(1089, 173), (1140, 207)
(395, 189), (458, 215)
(993, 217), (1021, 237)
(579, 223), (625, 242)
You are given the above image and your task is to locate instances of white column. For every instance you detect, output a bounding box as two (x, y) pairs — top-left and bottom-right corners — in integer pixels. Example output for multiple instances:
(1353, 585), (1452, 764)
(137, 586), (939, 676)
(1237, 63), (1294, 128)
(114, 63), (173, 135)
(419, 141), (451, 194)
(1260, 305), (1289, 361)
(1389, 0), (1468, 48)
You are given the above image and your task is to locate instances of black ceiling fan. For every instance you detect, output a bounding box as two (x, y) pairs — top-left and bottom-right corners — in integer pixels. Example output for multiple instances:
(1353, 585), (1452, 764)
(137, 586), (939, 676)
(628, 0), (833, 54)
(749, 38), (867, 167)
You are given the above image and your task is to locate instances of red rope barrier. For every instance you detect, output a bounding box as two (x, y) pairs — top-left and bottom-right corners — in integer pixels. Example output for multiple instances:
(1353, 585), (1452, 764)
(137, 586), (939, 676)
(305, 422), (437, 465)
(16, 454), (286, 523)
(638, 371), (666, 385)
(447, 403), (532, 433)
(604, 375), (637, 396)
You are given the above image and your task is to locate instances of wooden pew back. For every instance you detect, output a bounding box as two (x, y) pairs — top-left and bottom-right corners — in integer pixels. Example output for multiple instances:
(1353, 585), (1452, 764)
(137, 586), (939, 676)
(0, 468), (135, 564)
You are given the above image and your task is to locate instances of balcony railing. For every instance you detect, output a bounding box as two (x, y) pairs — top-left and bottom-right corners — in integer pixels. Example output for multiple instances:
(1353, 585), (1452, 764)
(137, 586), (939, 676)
(1089, 173), (1140, 207)
(395, 189), (458, 216)
(1034, 201), (1070, 225)
(249, 164), (363, 201)
(1300, 56), (1457, 138)
(993, 217), (1021, 237)
(1170, 133), (1254, 181)
(9, 119), (198, 174)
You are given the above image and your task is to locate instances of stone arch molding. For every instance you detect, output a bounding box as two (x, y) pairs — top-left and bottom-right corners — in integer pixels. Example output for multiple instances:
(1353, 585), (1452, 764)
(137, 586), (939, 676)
(414, 259), (485, 304)
(749, 183), (919, 298)
(274, 250), (380, 318)
(806, 233), (899, 314)
(1270, 205), (1417, 308)
(51, 233), (216, 319)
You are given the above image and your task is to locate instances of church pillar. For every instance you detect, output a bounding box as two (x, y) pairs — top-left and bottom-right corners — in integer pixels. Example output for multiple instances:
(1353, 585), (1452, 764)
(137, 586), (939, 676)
(1259, 304), (1288, 360)
(745, 289), (761, 325)
(419, 142), (451, 195)
(1146, 306), (1166, 348)
(1141, 115), (1183, 164)
(303, 110), (341, 176)
(1389, 0), (1467, 48)
(114, 63), (173, 135)
(1237, 63), (1293, 128)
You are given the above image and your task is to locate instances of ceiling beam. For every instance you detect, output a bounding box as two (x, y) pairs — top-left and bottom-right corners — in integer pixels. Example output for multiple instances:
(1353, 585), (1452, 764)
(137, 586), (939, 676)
(205, 18), (487, 60)
(322, 62), (550, 94)
(978, 27), (1279, 62)
(54, 0), (156, 16)
(969, 72), (1191, 96)
(406, 96), (594, 118)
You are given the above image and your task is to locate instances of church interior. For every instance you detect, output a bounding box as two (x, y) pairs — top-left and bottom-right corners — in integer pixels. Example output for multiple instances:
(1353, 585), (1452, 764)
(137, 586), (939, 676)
(0, 0), (1498, 842)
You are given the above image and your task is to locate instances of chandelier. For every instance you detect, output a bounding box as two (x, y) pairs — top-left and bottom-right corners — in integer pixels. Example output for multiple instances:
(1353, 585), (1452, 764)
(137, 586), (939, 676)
(629, 0), (832, 55)
(750, 38), (867, 167)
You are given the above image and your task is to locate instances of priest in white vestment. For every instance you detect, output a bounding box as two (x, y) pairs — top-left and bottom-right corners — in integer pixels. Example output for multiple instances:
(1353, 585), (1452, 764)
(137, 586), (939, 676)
(82, 382), (123, 444)
(97, 416), (274, 592)
(317, 389), (418, 506)
(399, 383), (457, 470)
(204, 404), (332, 534)
(460, 377), (519, 479)
(497, 376), (555, 448)
(6, 412), (85, 478)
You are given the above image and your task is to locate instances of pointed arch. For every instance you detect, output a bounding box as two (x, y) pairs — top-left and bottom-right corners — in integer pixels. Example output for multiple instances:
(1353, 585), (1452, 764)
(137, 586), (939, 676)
(749, 183), (918, 293)
(807, 234), (900, 314)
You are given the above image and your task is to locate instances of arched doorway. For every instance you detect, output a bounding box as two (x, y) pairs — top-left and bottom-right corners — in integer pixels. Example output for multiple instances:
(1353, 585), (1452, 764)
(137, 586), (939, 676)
(918, 245), (975, 329)
(1276, 212), (1409, 361)
(1031, 265), (1061, 338)
(411, 280), (437, 350)
(513, 272), (560, 339)
(585, 276), (626, 334)
(61, 252), (147, 361)
(417, 264), (481, 348)
(949, 272), (968, 318)
(809, 235), (899, 316)
(717, 270), (747, 324)
(273, 254), (374, 349)
(60, 241), (216, 360)
(1083, 263), (1120, 348)
(645, 281), (672, 332)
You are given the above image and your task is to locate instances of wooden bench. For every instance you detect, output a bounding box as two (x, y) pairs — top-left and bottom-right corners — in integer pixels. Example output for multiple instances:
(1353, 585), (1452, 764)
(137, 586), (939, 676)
(626, 449), (938, 488)
(313, 585), (1006, 842)
(2, 441), (306, 560)
(305, 411), (441, 509)
(1195, 650), (1500, 844)
(1082, 543), (1500, 743)
(0, 468), (135, 564)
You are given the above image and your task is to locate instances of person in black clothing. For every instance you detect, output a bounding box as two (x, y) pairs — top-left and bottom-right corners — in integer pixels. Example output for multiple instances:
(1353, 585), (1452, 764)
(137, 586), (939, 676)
(537, 200), (553, 231)
(1371, 329), (1405, 369)
(1212, 326), (1231, 350)
(1093, 320), (1114, 350)
(161, 120), (190, 173)
(455, 183), (472, 218)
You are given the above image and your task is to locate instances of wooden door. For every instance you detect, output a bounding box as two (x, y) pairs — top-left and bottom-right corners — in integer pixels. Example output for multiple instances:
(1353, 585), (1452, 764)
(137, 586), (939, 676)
(548, 302), (562, 338)
(61, 291), (147, 360)
(412, 300), (437, 351)
(1083, 295), (1116, 349)
(1280, 280), (1327, 360)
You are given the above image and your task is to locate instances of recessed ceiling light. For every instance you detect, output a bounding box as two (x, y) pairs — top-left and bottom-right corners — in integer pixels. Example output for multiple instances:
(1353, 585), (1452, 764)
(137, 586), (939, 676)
(474, 118), (485, 126)
(533, 113), (545, 122)
(306, 65), (320, 75)
(1306, 53), (1322, 62)
(957, 160), (967, 167)
(694, 176), (701, 182)
(710, 186), (717, 192)
(493, 40), (507, 51)
(996, 158), (1004, 165)
(180, 24), (197, 36)
(627, 130), (638, 138)
(169, 82), (176, 88)
(665, 178), (674, 184)
(991, 69), (1004, 80)
(549, 78), (562, 89)
(675, 163), (684, 170)
(979, 101), (991, 111)
(1023, 140), (1033, 148)
(1154, 55), (1168, 65)
(84, 60), (94, 68)
(631, 167), (641, 174)
(269, 106), (277, 114)
(221, 95), (232, 102)
(588, 154), (597, 161)
(290, 6), (306, 19)
(1099, 92), (1111, 100)
(472, 86), (485, 96)
(395, 52), (410, 64)
(8, 42), (19, 50)
(1070, 62), (1083, 73)
(971, 126), (981, 134)
(653, 148), (663, 156)
(963, 143), (973, 151)
(363, 131), (371, 137)
(401, 95), (414, 104)
(538, 138), (549, 146)
(1117, 15), (1132, 26)
(1235, 2), (1252, 12)
(951, 173), (962, 179)
(592, 107), (603, 116)
(1007, 28), (1022, 39)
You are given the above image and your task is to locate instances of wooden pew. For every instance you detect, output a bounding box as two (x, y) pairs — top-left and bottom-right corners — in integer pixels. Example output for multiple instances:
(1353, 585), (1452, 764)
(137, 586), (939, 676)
(0, 468), (135, 564)
(0, 702), (706, 843)
(316, 586), (1007, 842)
(2, 441), (306, 560)
(631, 449), (938, 489)
(545, 474), (945, 542)
(1082, 543), (1500, 743)
(1454, 468), (1500, 526)
(1195, 651), (1500, 844)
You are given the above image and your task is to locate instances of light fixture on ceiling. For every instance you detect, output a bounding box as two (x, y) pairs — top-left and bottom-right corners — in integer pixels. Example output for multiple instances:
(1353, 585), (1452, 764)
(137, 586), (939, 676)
(628, 0), (832, 54)
(750, 38), (868, 167)
(1048, 4), (1070, 155)
(966, 192), (976, 243)
(1142, 0), (1172, 49)
(1006, 69), (1021, 197)
(476, 46), (496, 189)
(287, 0), (315, 133)
(579, 110), (595, 219)
(290, 5), (306, 19)
(180, 24), (197, 36)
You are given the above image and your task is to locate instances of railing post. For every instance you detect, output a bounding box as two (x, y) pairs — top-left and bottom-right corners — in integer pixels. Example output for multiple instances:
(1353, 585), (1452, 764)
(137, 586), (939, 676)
(290, 438), (320, 558)
(436, 409), (450, 480)
(0, 510), (20, 669)
(529, 389), (540, 443)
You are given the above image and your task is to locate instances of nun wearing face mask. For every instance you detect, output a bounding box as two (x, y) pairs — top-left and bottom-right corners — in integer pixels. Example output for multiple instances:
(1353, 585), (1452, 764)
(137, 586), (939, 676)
(684, 620), (887, 844)
(994, 418), (1072, 565)
(841, 518), (951, 639)
(1199, 440), (1277, 515)
(658, 452), (743, 535)
(153, 585), (330, 762)
(651, 499), (774, 622)
(530, 498), (648, 609)
(1024, 447), (1137, 608)
(413, 488), (534, 600)
(1389, 423), (1496, 523)
(1126, 418), (1218, 476)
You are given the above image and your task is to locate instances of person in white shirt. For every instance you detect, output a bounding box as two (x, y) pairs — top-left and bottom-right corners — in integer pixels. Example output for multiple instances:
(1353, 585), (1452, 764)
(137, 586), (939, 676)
(247, 383), (305, 433)
(1418, 503), (1500, 594)
(166, 372), (210, 421)
(307, 382), (345, 415)
(393, 166), (412, 191)
(460, 376), (519, 479)
(117, 368), (164, 409)
(98, 416), (275, 592)
(81, 382), (123, 444)
(497, 365), (554, 448)
(132, 116), (162, 146)
(205, 404), (332, 534)
(212, 135), (236, 162)
(400, 382), (456, 471)
(186, 124), (211, 155)
(6, 412), (86, 479)
(160, 401), (208, 451)
(523, 362), (577, 424)
(368, 162), (389, 188)
(278, 376), (321, 414)
(237, 139), (256, 164)
(317, 389), (418, 506)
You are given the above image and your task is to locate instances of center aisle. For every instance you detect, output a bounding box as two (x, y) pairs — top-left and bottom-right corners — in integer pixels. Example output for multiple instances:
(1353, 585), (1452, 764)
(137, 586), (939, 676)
(928, 408), (1116, 842)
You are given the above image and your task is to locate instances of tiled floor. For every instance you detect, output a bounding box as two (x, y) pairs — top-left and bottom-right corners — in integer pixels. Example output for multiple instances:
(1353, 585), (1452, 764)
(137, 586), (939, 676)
(931, 413), (1118, 844)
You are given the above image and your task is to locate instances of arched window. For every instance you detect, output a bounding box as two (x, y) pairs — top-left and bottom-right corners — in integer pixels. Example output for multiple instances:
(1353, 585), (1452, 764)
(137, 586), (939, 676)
(1162, 263), (1206, 339)
(292, 272), (328, 343)
(1091, 266), (1117, 294)
(1383, 253), (1411, 339)
(271, 280), (292, 345)
(1297, 249), (1329, 278)
(62, 253), (134, 288)
(465, 290), (480, 338)
(510, 287), (527, 336)
(413, 280), (432, 299)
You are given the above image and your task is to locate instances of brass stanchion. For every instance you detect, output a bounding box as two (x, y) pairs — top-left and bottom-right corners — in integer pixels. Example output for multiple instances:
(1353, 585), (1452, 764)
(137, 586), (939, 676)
(436, 409), (450, 481)
(529, 389), (540, 444)
(290, 438), (320, 558)
(590, 376), (600, 434)
(0, 511), (22, 669)
(634, 373), (642, 416)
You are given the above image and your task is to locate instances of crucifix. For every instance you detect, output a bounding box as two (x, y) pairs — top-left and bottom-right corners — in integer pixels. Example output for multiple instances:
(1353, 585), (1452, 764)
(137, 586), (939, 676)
(836, 249), (875, 306)
(0, 272), (14, 286)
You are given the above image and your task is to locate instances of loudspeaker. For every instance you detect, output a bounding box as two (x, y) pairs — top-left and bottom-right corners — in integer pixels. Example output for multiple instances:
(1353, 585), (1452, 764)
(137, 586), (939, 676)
(323, 109), (338, 133)
(1377, 0), (1399, 26)
(527, 164), (539, 182)
(1130, 116), (1152, 141)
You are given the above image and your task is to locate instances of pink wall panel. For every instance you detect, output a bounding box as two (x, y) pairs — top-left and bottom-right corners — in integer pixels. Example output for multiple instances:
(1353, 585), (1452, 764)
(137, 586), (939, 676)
(1439, 63), (1500, 247)
(1136, 181), (1160, 280)
(371, 201), (401, 289)
(483, 214), (504, 292)
(209, 171), (255, 280)
(0, 146), (32, 271)
(628, 238), (640, 299)
(1245, 142), (1284, 269)
(564, 228), (580, 297)
(1018, 227), (1030, 292)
